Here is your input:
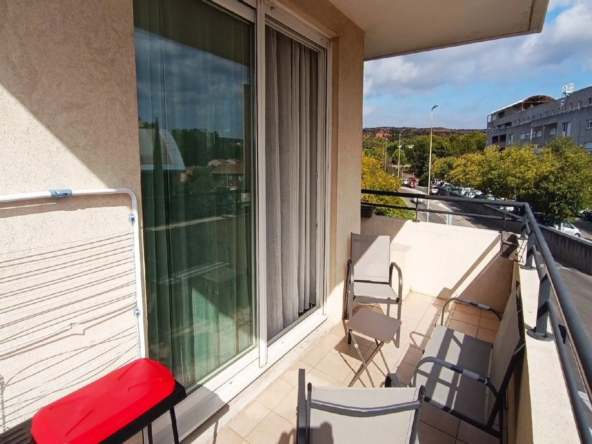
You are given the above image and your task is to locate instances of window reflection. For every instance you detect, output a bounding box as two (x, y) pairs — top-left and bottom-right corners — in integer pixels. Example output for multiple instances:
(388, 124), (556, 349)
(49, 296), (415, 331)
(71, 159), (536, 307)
(133, 0), (255, 389)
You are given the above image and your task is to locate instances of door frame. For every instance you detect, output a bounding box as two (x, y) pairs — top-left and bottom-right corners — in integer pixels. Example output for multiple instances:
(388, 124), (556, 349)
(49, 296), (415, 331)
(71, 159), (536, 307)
(149, 0), (333, 440)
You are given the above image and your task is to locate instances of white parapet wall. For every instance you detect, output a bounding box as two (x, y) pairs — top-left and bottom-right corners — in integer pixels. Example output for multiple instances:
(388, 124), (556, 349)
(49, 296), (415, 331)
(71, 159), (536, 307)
(361, 217), (511, 311)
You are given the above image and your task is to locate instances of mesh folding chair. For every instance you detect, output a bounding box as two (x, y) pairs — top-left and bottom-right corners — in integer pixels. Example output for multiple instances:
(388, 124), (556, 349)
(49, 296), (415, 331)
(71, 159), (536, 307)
(345, 234), (402, 344)
(410, 290), (525, 441)
(296, 369), (425, 444)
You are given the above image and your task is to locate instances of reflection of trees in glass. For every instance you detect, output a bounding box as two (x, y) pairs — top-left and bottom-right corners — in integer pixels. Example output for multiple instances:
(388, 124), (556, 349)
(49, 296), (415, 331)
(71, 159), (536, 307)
(171, 128), (243, 167)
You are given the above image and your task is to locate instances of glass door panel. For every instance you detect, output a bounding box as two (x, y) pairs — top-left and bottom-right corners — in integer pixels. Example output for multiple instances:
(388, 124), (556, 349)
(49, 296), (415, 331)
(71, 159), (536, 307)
(133, 0), (255, 390)
(264, 24), (321, 340)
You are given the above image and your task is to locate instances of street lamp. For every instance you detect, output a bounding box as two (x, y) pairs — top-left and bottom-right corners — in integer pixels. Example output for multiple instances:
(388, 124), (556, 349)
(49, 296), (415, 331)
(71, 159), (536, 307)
(426, 104), (438, 223)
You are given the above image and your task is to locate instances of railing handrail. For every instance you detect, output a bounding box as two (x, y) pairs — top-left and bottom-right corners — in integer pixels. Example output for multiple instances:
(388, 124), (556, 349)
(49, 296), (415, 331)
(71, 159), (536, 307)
(362, 188), (592, 443)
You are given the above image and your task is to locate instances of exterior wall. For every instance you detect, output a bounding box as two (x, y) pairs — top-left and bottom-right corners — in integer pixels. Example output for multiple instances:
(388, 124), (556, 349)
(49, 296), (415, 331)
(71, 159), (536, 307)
(540, 225), (592, 275)
(0, 0), (142, 432)
(487, 86), (592, 148)
(512, 258), (580, 444)
(0, 0), (363, 437)
(360, 217), (511, 311)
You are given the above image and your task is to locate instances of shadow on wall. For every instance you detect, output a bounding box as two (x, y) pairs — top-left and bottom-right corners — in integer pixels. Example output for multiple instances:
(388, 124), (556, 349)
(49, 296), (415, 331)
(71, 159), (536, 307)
(0, 1), (140, 190)
(0, 194), (138, 432)
(434, 233), (500, 301)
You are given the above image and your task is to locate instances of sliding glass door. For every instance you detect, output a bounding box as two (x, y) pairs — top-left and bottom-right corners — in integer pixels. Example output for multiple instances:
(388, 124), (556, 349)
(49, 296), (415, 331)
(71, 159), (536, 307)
(134, 0), (255, 389)
(133, 0), (327, 408)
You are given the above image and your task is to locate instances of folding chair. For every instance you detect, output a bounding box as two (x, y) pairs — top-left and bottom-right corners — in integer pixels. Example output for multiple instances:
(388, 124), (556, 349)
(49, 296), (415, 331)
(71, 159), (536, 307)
(410, 290), (525, 442)
(296, 369), (425, 444)
(345, 234), (402, 345)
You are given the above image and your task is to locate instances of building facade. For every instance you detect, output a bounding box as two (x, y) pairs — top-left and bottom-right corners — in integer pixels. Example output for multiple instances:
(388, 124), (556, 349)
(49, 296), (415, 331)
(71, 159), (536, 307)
(487, 85), (592, 151)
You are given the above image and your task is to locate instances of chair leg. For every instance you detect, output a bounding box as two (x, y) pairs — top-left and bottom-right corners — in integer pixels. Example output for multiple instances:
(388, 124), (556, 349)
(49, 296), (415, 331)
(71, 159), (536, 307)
(347, 329), (352, 345)
(499, 395), (505, 444)
(170, 408), (180, 444)
(147, 423), (154, 444)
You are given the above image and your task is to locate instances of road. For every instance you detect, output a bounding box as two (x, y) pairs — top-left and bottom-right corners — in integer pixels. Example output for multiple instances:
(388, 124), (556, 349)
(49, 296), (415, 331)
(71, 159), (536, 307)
(403, 186), (592, 341)
(574, 218), (592, 242)
(401, 187), (477, 228)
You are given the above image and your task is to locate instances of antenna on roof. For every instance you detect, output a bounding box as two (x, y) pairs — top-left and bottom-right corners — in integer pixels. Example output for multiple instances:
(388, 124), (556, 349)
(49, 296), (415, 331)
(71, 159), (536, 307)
(560, 83), (574, 111)
(562, 82), (575, 96)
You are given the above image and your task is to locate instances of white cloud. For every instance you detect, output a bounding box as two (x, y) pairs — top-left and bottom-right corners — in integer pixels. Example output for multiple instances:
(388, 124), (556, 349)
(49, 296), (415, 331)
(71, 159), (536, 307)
(548, 0), (574, 11)
(364, 0), (592, 99)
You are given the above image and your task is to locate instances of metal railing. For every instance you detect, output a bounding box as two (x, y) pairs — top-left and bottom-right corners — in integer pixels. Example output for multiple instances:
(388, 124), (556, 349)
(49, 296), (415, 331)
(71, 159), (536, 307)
(362, 188), (592, 443)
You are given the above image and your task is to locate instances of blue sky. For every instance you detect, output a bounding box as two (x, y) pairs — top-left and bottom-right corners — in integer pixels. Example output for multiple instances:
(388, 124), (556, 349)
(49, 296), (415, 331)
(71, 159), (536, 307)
(363, 0), (592, 130)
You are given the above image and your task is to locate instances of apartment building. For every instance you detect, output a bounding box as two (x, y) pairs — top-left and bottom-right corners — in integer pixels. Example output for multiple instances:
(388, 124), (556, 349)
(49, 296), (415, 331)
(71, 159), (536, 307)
(487, 85), (592, 150)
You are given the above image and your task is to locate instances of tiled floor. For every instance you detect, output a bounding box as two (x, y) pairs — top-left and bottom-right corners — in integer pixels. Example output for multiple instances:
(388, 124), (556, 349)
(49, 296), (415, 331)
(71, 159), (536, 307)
(206, 292), (500, 444)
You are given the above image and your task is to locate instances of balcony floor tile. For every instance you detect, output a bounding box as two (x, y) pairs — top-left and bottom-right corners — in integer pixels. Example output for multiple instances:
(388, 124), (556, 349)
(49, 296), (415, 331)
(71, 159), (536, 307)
(207, 292), (507, 444)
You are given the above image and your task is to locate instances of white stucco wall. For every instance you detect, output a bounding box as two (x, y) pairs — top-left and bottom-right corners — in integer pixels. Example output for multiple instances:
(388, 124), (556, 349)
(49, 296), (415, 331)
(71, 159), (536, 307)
(0, 0), (142, 432)
(361, 217), (510, 310)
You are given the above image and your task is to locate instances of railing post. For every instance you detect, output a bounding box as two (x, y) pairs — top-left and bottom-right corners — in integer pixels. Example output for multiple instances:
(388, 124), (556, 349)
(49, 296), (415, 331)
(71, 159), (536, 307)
(521, 226), (535, 270)
(520, 212), (528, 240)
(528, 273), (552, 341)
(413, 200), (419, 222)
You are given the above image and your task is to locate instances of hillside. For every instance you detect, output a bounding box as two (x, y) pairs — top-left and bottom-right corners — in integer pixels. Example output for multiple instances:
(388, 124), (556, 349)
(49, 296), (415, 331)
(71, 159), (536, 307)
(363, 127), (486, 140)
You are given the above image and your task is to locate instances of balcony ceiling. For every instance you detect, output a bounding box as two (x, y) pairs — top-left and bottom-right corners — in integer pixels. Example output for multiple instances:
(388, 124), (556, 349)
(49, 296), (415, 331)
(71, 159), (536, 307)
(329, 0), (549, 60)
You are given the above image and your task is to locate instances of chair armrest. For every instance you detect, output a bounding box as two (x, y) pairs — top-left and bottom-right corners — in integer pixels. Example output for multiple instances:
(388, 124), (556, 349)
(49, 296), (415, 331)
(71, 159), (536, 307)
(441, 297), (501, 325)
(297, 369), (307, 444)
(389, 262), (402, 300)
(414, 356), (499, 399)
(385, 373), (402, 387)
(347, 259), (354, 288)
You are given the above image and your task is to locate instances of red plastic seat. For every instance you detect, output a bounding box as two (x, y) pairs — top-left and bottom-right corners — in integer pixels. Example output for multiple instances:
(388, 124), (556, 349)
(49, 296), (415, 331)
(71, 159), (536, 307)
(31, 359), (175, 444)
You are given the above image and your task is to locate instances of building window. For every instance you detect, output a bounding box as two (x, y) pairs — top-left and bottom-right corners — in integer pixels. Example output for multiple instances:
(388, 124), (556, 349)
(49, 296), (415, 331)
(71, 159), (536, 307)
(545, 111), (548, 117)
(550, 127), (557, 136)
(589, 98), (592, 106)
(569, 103), (573, 110)
(508, 134), (514, 145)
(551, 110), (554, 116)
(536, 130), (542, 138)
(562, 122), (572, 137)
(587, 120), (592, 129)
(578, 101), (581, 109)
(585, 142), (592, 152)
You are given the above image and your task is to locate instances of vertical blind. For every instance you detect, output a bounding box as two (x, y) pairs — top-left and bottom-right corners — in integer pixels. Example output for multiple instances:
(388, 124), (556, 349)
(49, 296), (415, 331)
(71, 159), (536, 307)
(265, 25), (319, 340)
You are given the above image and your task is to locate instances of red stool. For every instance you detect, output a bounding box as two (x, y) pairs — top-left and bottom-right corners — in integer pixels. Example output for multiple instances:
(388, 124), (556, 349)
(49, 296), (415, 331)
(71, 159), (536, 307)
(0, 359), (186, 444)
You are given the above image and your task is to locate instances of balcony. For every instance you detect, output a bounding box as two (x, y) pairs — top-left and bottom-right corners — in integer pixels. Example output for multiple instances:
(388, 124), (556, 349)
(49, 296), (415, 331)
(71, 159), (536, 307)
(187, 193), (589, 444)
(202, 292), (502, 444)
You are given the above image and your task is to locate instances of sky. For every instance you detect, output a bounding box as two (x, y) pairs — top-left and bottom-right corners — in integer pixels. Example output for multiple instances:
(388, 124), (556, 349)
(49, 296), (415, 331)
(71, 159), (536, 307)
(363, 0), (592, 130)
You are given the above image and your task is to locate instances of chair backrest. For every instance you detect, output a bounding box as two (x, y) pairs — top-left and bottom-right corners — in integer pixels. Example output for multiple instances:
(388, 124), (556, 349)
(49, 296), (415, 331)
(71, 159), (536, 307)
(487, 288), (525, 417)
(350, 233), (390, 283)
(303, 383), (423, 444)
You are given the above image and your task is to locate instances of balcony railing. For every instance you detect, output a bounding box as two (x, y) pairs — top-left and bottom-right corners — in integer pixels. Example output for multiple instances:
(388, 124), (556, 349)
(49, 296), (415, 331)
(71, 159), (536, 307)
(362, 188), (592, 444)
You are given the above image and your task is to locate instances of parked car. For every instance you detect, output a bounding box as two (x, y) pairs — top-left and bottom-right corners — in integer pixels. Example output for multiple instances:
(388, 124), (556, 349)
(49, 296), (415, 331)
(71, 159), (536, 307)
(402, 178), (409, 186)
(584, 211), (592, 222)
(554, 221), (582, 238)
(410, 196), (424, 204)
(430, 185), (439, 195)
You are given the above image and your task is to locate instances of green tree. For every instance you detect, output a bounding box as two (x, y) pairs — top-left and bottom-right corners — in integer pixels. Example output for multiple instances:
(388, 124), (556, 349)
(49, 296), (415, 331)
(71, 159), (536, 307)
(528, 138), (592, 223)
(445, 139), (592, 223)
(432, 157), (456, 182)
(361, 153), (413, 219)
